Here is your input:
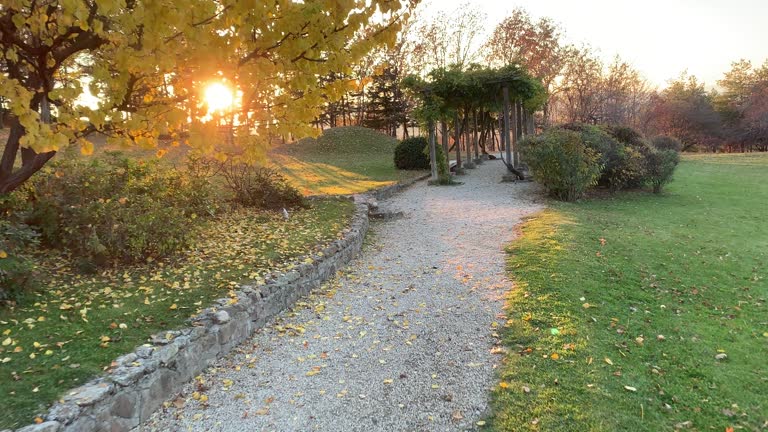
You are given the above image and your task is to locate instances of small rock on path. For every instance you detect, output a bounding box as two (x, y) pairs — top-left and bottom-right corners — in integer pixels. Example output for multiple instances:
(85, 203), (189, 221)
(140, 162), (543, 432)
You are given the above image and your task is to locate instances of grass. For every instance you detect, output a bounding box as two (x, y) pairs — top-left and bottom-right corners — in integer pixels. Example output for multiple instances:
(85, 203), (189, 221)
(488, 153), (768, 431)
(270, 126), (427, 195)
(0, 199), (355, 429)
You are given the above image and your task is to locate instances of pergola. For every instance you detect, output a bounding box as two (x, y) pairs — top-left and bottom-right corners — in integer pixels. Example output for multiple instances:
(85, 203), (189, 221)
(404, 65), (544, 182)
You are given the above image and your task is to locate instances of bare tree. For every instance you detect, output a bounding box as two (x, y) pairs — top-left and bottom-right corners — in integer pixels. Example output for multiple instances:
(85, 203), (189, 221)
(406, 3), (487, 75)
(484, 7), (569, 123)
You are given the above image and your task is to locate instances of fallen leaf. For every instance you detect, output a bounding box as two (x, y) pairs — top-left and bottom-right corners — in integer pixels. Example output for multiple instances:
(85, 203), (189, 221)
(624, 386), (637, 392)
(604, 357), (614, 366)
(451, 410), (464, 422)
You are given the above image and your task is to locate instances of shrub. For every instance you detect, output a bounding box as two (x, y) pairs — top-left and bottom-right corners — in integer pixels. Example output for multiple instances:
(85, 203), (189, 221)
(651, 136), (683, 152)
(394, 137), (430, 170)
(644, 149), (680, 193)
(521, 129), (602, 201)
(0, 220), (38, 301)
(605, 125), (645, 147)
(219, 162), (306, 209)
(566, 124), (648, 192)
(26, 155), (215, 267)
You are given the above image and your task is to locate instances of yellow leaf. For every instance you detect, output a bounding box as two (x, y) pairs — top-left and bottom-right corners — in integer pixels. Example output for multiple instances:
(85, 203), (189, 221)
(550, 353), (560, 360)
(383, 379), (393, 384)
(604, 357), (614, 366)
(0, 250), (7, 259)
(499, 382), (509, 389)
(169, 304), (178, 310)
(1, 337), (11, 346)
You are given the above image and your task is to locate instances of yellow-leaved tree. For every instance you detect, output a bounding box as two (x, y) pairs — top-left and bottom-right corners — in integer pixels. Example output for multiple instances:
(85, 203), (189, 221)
(0, 0), (414, 193)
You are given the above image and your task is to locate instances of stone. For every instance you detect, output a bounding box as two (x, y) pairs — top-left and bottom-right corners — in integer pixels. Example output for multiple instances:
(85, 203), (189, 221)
(213, 310), (230, 324)
(135, 345), (154, 358)
(150, 332), (178, 345)
(46, 402), (80, 424)
(68, 382), (113, 407)
(61, 416), (95, 432)
(109, 392), (138, 419)
(139, 369), (179, 422)
(109, 365), (146, 387)
(114, 353), (137, 367)
(17, 422), (61, 432)
(153, 344), (179, 366)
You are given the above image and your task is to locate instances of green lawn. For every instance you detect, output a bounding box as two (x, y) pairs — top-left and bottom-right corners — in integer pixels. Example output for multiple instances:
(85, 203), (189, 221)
(488, 153), (768, 431)
(0, 200), (354, 429)
(270, 126), (427, 195)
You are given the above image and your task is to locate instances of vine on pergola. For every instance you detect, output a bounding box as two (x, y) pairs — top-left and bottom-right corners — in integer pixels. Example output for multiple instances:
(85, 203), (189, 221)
(403, 64), (544, 182)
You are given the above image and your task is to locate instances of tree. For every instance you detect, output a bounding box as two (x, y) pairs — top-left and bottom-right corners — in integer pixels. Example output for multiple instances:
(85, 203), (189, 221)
(484, 7), (568, 123)
(0, 0), (411, 193)
(645, 73), (722, 151)
(554, 45), (604, 124)
(406, 3), (486, 75)
(363, 65), (409, 137)
(715, 59), (768, 151)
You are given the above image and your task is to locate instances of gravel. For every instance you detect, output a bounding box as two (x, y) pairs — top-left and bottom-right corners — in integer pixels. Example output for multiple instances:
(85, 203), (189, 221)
(139, 161), (543, 432)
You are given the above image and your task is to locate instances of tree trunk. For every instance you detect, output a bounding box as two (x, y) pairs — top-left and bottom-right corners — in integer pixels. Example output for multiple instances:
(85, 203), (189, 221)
(0, 120), (57, 194)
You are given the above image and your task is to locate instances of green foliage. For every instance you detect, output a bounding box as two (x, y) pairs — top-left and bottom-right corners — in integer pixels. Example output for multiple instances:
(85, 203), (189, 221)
(644, 149), (680, 193)
(220, 162), (306, 210)
(651, 135), (683, 152)
(25, 155), (215, 267)
(521, 129), (602, 201)
(0, 221), (38, 301)
(559, 123), (658, 191)
(394, 137), (430, 170)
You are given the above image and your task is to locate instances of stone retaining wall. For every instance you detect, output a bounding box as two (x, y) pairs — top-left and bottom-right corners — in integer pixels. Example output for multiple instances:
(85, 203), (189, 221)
(9, 202), (370, 432)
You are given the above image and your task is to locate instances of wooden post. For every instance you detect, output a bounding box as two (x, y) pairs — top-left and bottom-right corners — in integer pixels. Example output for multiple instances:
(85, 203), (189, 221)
(463, 110), (474, 168)
(515, 101), (523, 167)
(428, 119), (438, 181)
(502, 85), (512, 170)
(441, 120), (450, 169)
(473, 109), (480, 162)
(454, 111), (462, 171)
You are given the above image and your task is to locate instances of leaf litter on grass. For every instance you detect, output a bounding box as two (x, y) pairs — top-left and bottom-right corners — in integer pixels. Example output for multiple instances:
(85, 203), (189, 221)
(0, 200), (354, 429)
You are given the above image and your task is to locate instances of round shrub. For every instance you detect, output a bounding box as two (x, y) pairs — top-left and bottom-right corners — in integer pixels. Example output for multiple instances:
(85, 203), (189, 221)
(644, 149), (680, 193)
(651, 136), (683, 152)
(565, 124), (648, 192)
(394, 137), (430, 170)
(521, 129), (602, 201)
(605, 125), (644, 147)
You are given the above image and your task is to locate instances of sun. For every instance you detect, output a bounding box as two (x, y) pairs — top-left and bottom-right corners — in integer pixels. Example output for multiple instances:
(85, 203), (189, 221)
(204, 82), (234, 112)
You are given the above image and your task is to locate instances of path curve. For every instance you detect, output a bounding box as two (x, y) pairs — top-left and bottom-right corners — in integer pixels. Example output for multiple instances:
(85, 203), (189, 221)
(140, 161), (543, 432)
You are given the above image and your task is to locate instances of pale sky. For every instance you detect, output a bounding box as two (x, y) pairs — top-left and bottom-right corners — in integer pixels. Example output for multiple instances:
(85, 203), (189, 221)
(423, 0), (768, 88)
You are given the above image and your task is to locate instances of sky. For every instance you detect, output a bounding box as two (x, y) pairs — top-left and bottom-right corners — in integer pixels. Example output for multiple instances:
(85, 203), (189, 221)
(421, 0), (768, 89)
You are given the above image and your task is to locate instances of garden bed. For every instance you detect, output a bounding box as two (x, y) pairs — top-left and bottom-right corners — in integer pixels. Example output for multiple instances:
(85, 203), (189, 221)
(0, 199), (355, 429)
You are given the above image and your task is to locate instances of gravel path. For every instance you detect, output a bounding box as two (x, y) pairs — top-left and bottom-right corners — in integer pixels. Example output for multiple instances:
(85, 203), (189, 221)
(140, 161), (543, 432)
